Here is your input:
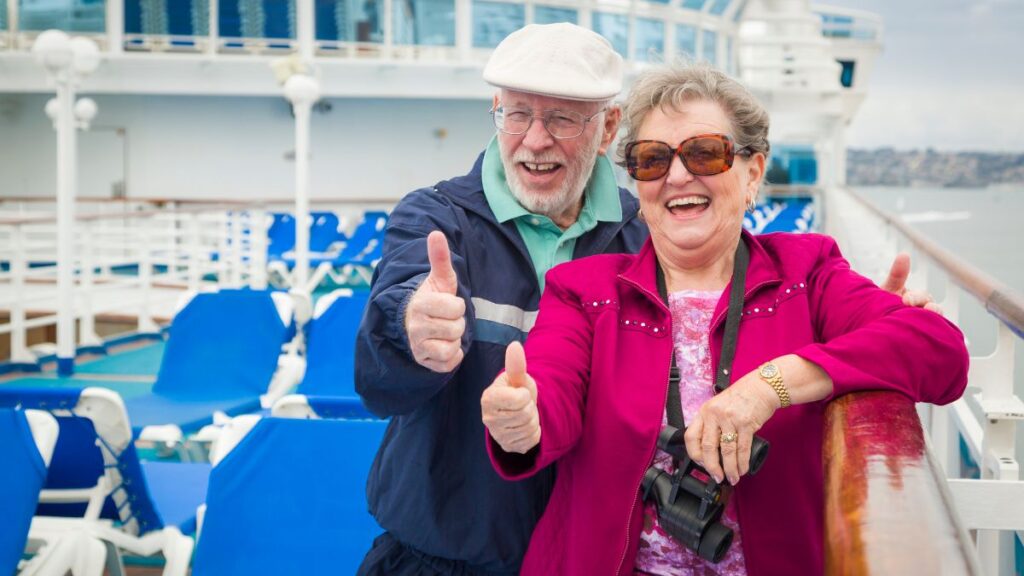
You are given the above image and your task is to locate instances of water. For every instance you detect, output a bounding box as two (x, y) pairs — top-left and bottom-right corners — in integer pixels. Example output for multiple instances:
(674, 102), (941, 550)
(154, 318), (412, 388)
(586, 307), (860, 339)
(856, 185), (1024, 476)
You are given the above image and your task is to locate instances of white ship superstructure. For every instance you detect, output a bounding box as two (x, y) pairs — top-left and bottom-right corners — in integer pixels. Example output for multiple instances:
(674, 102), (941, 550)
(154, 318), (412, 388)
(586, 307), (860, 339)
(1, 1), (1023, 575)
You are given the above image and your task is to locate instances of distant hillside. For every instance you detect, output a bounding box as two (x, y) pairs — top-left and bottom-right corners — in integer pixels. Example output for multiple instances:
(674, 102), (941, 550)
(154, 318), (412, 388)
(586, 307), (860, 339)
(847, 148), (1024, 188)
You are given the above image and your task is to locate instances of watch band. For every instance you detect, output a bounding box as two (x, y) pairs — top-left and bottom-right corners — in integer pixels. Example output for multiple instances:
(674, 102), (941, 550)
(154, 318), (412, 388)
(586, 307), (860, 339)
(759, 362), (791, 408)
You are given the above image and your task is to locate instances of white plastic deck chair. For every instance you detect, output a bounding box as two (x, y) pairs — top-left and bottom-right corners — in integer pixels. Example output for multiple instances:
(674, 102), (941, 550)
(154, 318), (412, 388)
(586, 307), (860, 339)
(0, 387), (209, 576)
(190, 394), (385, 575)
(0, 408), (59, 575)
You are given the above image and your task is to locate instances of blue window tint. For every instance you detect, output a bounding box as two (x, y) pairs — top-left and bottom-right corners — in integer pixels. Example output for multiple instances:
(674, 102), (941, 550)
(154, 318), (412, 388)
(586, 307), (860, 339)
(675, 24), (696, 57)
(315, 0), (384, 42)
(393, 0), (455, 45)
(725, 36), (733, 73)
(473, 1), (523, 47)
(732, 0), (748, 21)
(838, 60), (855, 88)
(768, 145), (817, 185)
(633, 18), (662, 62)
(217, 0), (294, 39)
(708, 0), (729, 16)
(681, 0), (705, 10)
(702, 29), (716, 64)
(533, 5), (576, 24)
(592, 12), (627, 57)
(646, 0), (670, 5)
(18, 0), (105, 32)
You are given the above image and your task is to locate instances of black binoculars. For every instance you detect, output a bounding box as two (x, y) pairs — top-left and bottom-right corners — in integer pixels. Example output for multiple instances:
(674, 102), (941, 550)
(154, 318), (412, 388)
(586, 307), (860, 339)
(641, 425), (769, 563)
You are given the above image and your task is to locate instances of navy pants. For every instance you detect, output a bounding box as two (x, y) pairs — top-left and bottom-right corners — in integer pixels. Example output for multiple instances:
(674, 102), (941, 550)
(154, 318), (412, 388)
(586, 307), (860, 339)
(357, 532), (510, 576)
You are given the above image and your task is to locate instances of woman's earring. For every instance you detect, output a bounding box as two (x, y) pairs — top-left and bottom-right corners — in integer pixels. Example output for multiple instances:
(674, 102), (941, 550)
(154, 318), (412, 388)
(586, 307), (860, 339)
(746, 197), (757, 212)
(637, 208), (645, 222)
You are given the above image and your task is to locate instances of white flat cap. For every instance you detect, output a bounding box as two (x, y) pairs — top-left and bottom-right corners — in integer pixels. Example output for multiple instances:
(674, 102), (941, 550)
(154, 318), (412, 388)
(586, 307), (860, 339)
(483, 23), (624, 102)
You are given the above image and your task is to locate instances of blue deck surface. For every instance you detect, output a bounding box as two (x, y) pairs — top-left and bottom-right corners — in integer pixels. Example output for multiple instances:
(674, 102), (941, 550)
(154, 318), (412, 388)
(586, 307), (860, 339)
(0, 376), (153, 398)
(75, 342), (166, 376)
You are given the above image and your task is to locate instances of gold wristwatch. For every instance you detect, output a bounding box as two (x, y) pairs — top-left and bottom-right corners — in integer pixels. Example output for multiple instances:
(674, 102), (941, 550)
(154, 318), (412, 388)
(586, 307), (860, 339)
(758, 362), (791, 408)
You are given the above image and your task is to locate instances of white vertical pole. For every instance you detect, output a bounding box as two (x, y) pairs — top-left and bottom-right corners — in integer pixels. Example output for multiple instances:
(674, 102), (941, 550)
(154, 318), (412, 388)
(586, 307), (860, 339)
(296, 0), (314, 59)
(293, 104), (311, 290)
(137, 216), (158, 333)
(283, 74), (320, 294)
(55, 77), (77, 376)
(455, 0), (471, 61)
(207, 0), (219, 55)
(106, 0), (124, 54)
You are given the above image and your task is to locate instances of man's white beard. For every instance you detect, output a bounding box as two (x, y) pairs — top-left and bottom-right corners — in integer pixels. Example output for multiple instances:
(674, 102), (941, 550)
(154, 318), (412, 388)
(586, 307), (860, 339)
(499, 127), (604, 222)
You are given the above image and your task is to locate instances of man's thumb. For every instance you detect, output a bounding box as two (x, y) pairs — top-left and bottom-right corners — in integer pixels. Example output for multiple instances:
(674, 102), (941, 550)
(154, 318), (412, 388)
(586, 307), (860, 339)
(881, 252), (911, 294)
(426, 231), (458, 294)
(505, 341), (528, 388)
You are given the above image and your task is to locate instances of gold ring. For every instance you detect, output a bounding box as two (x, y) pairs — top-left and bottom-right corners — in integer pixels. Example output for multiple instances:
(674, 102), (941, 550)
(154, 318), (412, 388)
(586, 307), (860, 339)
(720, 432), (738, 444)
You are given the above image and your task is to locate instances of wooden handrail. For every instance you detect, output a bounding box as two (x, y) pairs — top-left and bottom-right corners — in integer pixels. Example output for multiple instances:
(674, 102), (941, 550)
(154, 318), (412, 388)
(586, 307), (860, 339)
(824, 391), (980, 575)
(844, 187), (1024, 337)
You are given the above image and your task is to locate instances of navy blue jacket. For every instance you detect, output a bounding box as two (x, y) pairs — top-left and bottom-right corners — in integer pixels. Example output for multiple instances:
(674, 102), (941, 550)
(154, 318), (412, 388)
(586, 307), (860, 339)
(355, 154), (648, 574)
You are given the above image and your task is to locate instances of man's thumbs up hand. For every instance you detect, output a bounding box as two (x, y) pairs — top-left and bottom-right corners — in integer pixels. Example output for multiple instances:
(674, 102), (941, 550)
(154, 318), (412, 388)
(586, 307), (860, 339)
(406, 231), (467, 373)
(482, 342), (541, 454)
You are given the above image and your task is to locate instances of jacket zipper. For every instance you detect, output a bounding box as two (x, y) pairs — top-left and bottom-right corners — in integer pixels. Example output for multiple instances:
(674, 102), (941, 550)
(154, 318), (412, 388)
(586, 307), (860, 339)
(615, 276), (672, 575)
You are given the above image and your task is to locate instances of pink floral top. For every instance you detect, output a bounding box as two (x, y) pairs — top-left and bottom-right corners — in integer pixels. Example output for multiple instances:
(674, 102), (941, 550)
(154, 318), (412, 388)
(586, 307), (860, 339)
(634, 289), (748, 576)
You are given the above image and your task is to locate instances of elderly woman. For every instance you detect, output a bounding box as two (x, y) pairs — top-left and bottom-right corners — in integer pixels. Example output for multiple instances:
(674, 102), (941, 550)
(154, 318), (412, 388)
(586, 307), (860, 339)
(480, 62), (969, 576)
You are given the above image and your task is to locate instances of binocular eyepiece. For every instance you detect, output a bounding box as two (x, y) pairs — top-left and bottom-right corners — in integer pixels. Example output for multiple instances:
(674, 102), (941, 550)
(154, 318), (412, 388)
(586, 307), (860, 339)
(640, 425), (770, 563)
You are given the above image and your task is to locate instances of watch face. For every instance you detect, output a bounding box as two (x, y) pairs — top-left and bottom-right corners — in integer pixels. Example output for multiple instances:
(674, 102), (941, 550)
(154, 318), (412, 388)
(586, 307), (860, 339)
(760, 364), (778, 378)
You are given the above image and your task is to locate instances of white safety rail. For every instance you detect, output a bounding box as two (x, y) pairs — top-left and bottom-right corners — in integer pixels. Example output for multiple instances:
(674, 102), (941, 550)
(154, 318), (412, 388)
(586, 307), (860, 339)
(0, 203), (271, 365)
(826, 186), (1024, 576)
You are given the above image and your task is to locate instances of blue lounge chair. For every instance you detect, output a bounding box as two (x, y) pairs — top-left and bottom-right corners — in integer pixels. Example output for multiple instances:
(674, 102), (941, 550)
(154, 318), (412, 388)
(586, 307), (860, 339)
(0, 407), (57, 575)
(0, 388), (206, 576)
(192, 396), (385, 575)
(124, 288), (301, 445)
(300, 289), (370, 398)
(308, 211), (389, 287)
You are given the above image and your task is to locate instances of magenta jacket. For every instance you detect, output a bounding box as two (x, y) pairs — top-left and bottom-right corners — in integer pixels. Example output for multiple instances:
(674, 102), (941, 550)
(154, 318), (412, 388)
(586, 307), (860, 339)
(488, 232), (968, 576)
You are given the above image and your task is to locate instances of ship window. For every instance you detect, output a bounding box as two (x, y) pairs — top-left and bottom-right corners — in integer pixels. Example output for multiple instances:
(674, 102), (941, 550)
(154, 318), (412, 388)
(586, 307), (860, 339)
(633, 18), (663, 62)
(393, 0), (455, 45)
(18, 0), (105, 32)
(314, 0), (384, 42)
(708, 0), (729, 16)
(592, 12), (627, 57)
(472, 1), (523, 48)
(702, 29), (717, 64)
(681, 0), (706, 11)
(533, 5), (577, 25)
(838, 60), (855, 88)
(675, 24), (697, 57)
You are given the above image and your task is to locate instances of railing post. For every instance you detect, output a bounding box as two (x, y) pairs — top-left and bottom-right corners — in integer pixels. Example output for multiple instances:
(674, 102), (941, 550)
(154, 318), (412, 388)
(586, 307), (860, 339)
(106, 0), (124, 54)
(77, 220), (102, 348)
(188, 212), (202, 292)
(248, 208), (268, 290)
(136, 216), (159, 333)
(167, 201), (180, 282)
(230, 210), (244, 287)
(8, 225), (34, 364)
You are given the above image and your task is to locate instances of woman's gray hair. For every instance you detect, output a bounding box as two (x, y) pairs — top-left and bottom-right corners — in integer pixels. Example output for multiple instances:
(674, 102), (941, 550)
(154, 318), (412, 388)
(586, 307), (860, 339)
(615, 61), (771, 166)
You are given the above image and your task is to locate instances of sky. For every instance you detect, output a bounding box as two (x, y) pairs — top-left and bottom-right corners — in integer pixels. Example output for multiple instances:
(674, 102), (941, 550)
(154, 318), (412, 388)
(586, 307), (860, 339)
(814, 0), (1024, 153)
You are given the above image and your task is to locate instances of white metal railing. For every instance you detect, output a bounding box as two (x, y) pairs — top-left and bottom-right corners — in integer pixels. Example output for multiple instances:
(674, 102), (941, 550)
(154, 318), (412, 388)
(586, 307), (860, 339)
(0, 204), (271, 364)
(3, 0), (743, 67)
(825, 185), (1024, 576)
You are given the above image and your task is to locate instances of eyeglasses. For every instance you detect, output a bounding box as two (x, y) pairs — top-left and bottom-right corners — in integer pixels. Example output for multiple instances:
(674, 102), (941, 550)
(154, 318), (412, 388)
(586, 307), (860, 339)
(491, 106), (606, 139)
(624, 134), (754, 181)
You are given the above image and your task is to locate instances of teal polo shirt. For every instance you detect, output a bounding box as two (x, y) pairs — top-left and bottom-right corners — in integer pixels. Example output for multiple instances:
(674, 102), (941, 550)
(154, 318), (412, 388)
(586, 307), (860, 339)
(481, 136), (622, 291)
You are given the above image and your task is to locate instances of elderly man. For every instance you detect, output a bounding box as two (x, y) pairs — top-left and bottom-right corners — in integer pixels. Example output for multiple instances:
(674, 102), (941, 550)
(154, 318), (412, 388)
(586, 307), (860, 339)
(354, 22), (934, 576)
(354, 23), (645, 575)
